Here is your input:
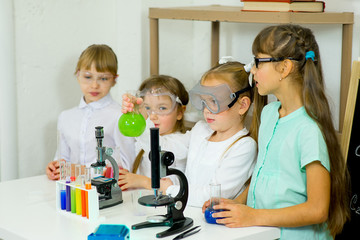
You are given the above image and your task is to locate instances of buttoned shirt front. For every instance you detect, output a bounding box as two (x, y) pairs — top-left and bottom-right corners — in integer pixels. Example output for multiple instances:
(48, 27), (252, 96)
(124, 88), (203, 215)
(55, 94), (136, 170)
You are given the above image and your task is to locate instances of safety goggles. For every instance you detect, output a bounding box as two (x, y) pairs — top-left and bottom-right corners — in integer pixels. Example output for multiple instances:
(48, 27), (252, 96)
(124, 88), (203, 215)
(139, 88), (183, 115)
(254, 57), (299, 68)
(189, 82), (252, 114)
(77, 71), (115, 85)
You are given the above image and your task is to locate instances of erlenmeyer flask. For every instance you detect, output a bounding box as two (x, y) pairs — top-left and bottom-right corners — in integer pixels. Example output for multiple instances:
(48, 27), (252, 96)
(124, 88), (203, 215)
(204, 183), (224, 224)
(118, 93), (146, 137)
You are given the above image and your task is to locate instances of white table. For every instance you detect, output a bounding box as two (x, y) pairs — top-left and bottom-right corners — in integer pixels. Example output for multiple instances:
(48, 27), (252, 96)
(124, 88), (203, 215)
(0, 175), (280, 240)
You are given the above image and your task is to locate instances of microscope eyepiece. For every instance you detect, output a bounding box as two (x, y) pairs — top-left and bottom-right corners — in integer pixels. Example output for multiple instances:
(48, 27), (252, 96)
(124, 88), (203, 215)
(95, 126), (104, 139)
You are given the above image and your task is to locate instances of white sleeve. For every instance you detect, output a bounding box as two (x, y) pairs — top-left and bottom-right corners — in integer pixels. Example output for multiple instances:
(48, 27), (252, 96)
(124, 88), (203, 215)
(54, 112), (70, 162)
(134, 118), (154, 155)
(160, 131), (191, 171)
(187, 138), (257, 207)
(113, 116), (136, 171)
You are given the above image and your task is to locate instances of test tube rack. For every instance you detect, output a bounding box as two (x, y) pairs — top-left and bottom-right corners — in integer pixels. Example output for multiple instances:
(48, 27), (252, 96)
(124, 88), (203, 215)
(56, 180), (99, 221)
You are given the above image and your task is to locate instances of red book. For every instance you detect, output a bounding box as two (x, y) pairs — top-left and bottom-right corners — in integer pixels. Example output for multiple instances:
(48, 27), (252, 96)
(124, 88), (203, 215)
(242, 1), (325, 12)
(241, 0), (315, 2)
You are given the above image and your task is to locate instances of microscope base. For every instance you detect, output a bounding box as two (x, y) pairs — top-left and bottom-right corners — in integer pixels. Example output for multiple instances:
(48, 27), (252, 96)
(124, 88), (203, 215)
(132, 217), (193, 238)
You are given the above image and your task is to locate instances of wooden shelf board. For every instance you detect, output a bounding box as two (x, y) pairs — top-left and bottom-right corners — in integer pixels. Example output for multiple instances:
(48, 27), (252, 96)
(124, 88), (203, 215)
(149, 5), (354, 24)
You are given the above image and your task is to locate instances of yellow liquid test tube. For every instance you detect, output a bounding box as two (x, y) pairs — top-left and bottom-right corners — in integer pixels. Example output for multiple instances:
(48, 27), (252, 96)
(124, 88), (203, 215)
(75, 164), (82, 216)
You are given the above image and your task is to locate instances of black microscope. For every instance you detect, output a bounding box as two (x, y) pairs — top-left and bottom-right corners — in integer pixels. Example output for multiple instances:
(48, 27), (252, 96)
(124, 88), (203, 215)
(91, 126), (123, 209)
(132, 128), (193, 238)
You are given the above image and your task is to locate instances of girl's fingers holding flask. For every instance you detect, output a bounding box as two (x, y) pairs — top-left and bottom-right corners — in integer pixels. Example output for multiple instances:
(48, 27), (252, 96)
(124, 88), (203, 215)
(122, 94), (143, 105)
(121, 95), (143, 113)
(214, 203), (255, 227)
(202, 200), (211, 213)
(121, 100), (134, 113)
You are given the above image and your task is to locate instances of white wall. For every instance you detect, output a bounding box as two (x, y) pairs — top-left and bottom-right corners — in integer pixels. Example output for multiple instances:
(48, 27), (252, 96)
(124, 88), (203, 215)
(1, 0), (359, 180)
(0, 0), (18, 181)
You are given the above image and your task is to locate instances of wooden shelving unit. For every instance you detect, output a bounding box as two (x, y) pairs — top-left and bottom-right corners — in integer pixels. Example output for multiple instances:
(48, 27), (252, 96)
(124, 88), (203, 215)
(149, 5), (354, 131)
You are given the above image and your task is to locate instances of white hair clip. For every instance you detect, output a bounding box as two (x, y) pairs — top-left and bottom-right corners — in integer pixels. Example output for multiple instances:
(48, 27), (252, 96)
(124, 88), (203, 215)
(244, 60), (254, 87)
(219, 56), (235, 64)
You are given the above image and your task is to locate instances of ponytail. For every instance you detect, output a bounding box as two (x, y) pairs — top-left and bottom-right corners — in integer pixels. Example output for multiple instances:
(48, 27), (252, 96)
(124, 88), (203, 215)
(249, 87), (267, 143)
(303, 58), (350, 236)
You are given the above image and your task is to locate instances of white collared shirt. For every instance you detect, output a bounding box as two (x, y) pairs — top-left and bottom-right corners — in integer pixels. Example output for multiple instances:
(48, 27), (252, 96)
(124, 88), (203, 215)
(55, 94), (136, 170)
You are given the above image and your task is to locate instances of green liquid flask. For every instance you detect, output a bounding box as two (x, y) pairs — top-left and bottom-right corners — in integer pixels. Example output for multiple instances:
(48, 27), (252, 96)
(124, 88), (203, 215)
(118, 110), (146, 137)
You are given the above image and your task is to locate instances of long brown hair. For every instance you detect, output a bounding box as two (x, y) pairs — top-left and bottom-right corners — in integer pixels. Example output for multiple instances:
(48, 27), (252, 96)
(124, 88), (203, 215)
(200, 61), (267, 143)
(252, 24), (350, 236)
(139, 75), (189, 133)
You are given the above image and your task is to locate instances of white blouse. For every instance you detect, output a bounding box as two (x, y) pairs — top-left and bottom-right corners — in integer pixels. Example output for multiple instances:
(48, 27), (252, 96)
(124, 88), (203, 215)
(135, 119), (190, 180)
(55, 94), (136, 170)
(167, 120), (257, 207)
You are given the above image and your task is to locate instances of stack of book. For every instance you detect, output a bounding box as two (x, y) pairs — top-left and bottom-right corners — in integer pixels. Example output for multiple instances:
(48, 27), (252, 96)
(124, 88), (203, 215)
(241, 0), (325, 12)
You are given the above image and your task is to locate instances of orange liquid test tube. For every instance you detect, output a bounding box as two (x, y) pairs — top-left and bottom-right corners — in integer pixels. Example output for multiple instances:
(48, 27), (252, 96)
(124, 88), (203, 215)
(81, 189), (86, 217)
(85, 167), (91, 219)
(81, 173), (86, 217)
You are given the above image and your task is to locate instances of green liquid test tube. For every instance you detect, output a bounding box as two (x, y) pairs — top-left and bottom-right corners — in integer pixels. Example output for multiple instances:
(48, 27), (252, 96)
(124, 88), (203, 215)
(71, 181), (76, 213)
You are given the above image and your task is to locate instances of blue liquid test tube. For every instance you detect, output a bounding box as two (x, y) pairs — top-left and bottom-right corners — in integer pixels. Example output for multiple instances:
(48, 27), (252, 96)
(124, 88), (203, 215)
(59, 161), (66, 210)
(65, 162), (71, 212)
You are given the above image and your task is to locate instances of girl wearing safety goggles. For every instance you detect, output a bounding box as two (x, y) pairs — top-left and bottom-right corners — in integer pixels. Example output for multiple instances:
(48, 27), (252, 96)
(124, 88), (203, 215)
(164, 60), (267, 207)
(119, 75), (189, 191)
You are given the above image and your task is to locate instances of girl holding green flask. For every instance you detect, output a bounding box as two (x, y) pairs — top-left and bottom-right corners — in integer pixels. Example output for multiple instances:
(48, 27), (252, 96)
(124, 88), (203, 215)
(118, 75), (189, 191)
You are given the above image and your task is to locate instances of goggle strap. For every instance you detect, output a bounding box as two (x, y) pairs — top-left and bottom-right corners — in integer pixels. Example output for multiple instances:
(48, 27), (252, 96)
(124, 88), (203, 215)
(227, 85), (254, 108)
(175, 96), (183, 105)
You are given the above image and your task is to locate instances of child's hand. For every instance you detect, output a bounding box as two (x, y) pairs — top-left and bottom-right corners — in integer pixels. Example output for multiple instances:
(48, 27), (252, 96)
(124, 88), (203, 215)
(202, 198), (236, 213)
(160, 177), (173, 191)
(212, 201), (255, 227)
(46, 160), (61, 180)
(118, 169), (148, 190)
(202, 199), (211, 213)
(121, 94), (143, 114)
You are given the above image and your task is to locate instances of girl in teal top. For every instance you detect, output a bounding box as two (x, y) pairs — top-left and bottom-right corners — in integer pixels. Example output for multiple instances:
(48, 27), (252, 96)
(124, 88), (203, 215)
(202, 24), (349, 239)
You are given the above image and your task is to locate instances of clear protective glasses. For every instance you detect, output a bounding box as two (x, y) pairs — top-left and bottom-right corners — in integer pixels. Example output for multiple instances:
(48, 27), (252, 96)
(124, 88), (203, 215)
(139, 88), (183, 115)
(77, 71), (115, 85)
(189, 82), (252, 114)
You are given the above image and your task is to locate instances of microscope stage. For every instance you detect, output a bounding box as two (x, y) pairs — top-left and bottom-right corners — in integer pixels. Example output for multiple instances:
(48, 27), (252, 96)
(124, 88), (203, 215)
(138, 194), (174, 207)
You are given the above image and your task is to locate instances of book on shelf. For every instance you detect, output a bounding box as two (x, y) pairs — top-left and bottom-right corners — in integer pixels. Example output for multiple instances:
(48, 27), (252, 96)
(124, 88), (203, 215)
(242, 1), (325, 12)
